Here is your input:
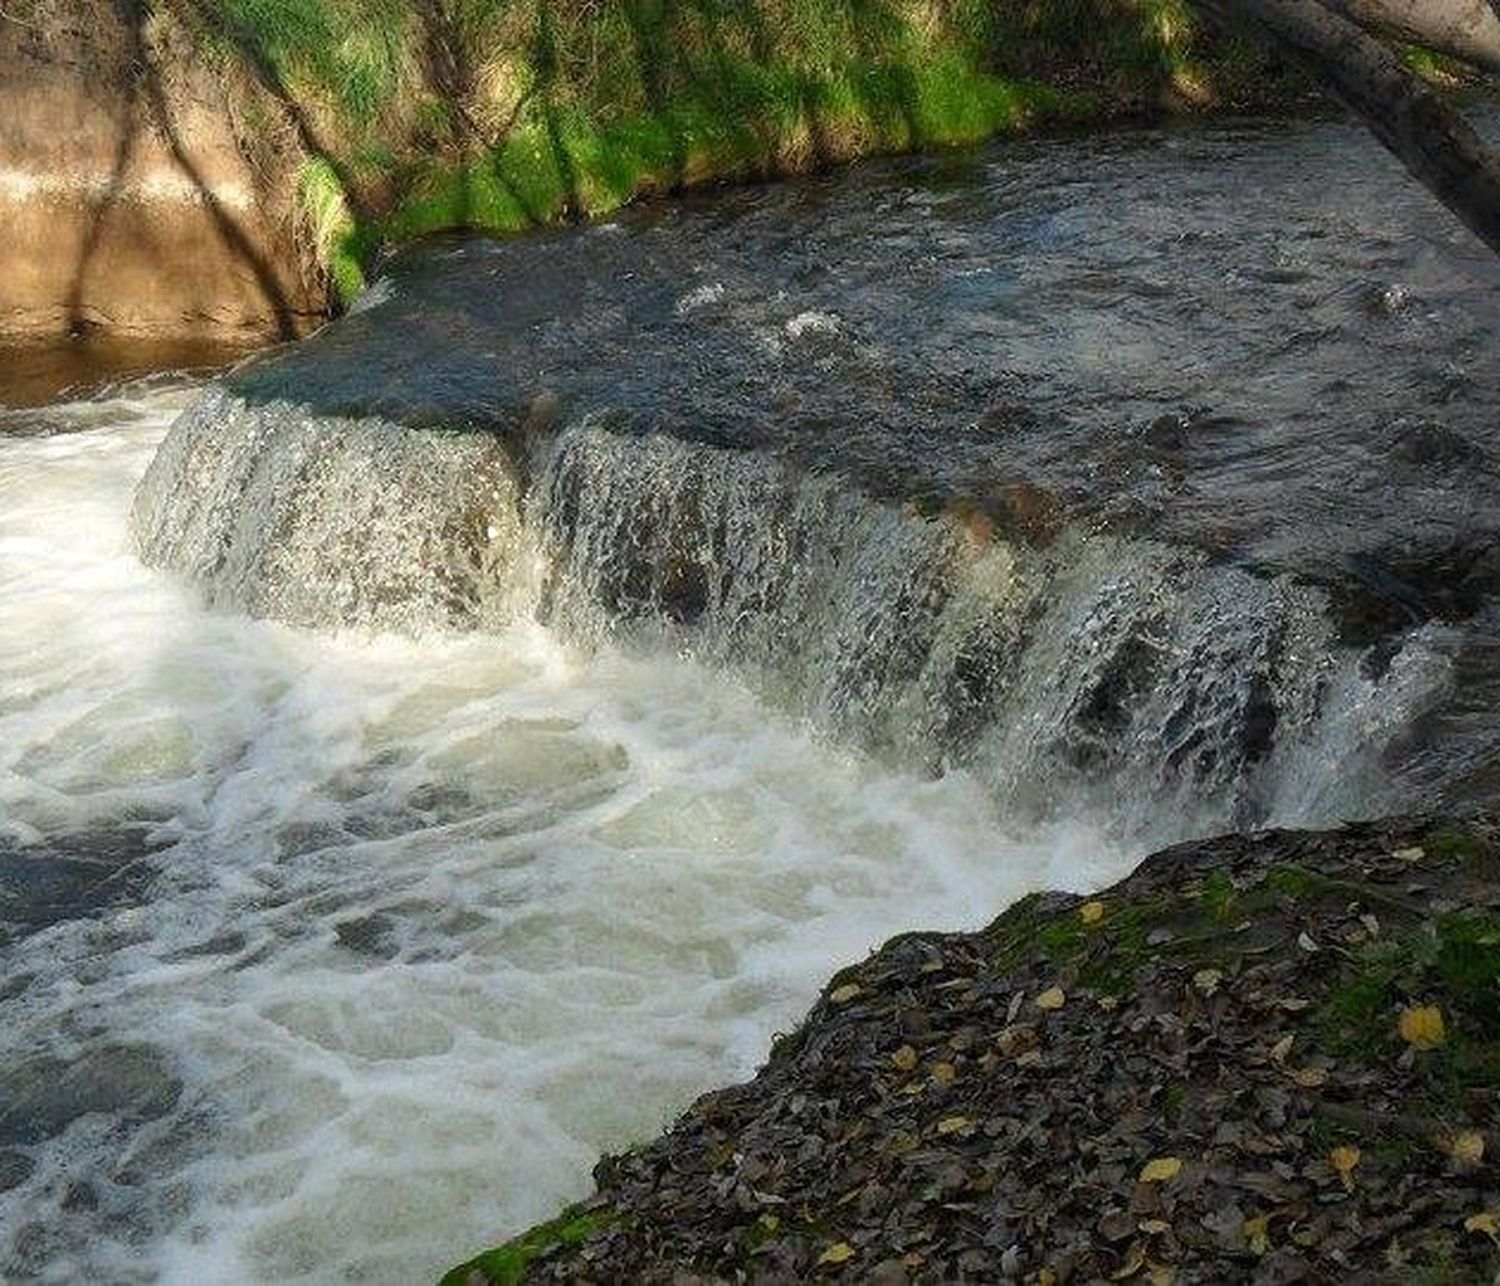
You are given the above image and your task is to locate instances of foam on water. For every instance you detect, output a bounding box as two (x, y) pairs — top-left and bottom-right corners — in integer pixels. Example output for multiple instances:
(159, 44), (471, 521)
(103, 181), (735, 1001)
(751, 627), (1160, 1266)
(0, 389), (1124, 1282)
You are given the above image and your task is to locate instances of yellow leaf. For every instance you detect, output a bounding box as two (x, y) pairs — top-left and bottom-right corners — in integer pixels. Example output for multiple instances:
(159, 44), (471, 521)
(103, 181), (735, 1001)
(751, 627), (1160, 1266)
(936, 1115), (971, 1135)
(1138, 1219), (1171, 1235)
(1393, 845), (1425, 863)
(1269, 1034), (1294, 1065)
(1291, 1066), (1328, 1089)
(1148, 1267), (1177, 1286)
(829, 984), (861, 1005)
(1192, 968), (1222, 995)
(818, 1241), (857, 1266)
(1330, 1145), (1360, 1191)
(1080, 900), (1106, 925)
(1037, 1271), (1058, 1286)
(758, 1214), (781, 1234)
(931, 1061), (956, 1086)
(1465, 1211), (1500, 1238)
(1035, 986), (1067, 1012)
(1398, 1005), (1446, 1050)
(1138, 1156), (1183, 1183)
(1243, 1215), (1270, 1255)
(891, 1045), (918, 1072)
(1447, 1130), (1486, 1168)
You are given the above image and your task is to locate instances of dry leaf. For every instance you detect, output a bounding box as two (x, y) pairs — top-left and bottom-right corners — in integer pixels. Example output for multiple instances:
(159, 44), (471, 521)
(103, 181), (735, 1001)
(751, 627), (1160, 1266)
(1035, 986), (1066, 1012)
(1243, 1215), (1271, 1255)
(1446, 1130), (1486, 1168)
(1269, 1034), (1294, 1065)
(829, 983), (861, 1005)
(1398, 1005), (1446, 1050)
(1138, 1219), (1171, 1235)
(1330, 1145), (1360, 1191)
(1148, 1267), (1177, 1286)
(1291, 1066), (1328, 1088)
(1465, 1211), (1500, 1239)
(1037, 1271), (1059, 1286)
(1080, 900), (1106, 925)
(936, 1115), (972, 1135)
(1139, 1156), (1183, 1183)
(1393, 845), (1425, 863)
(891, 1045), (918, 1072)
(1110, 1241), (1147, 1279)
(1193, 968), (1222, 995)
(931, 1061), (957, 1086)
(818, 1241), (857, 1266)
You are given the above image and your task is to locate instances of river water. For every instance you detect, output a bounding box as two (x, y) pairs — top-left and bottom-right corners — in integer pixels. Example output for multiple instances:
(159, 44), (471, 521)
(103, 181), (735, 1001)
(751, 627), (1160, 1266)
(2, 112), (1498, 1281)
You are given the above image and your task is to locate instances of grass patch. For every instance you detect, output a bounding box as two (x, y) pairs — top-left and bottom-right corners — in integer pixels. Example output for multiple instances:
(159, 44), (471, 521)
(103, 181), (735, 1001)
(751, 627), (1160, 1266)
(162, 0), (1295, 297)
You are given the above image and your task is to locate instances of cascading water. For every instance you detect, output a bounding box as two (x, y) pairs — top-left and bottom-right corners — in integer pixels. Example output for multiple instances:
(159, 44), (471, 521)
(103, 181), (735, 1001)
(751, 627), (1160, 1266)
(5, 111), (1500, 1283)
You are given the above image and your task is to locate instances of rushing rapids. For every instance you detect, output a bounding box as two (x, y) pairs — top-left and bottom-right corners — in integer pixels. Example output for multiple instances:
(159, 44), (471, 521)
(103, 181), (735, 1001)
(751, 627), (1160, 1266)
(4, 111), (1500, 1282)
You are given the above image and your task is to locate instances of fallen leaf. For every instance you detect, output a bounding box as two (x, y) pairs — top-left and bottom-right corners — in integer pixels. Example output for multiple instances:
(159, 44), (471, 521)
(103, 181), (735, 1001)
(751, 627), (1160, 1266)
(936, 1115), (972, 1135)
(1037, 1271), (1058, 1286)
(1148, 1267), (1177, 1286)
(1110, 1241), (1147, 1279)
(1393, 845), (1425, 863)
(931, 1061), (956, 1086)
(1035, 986), (1066, 1012)
(1464, 1211), (1500, 1239)
(1243, 1214), (1271, 1255)
(1398, 1005), (1446, 1050)
(1270, 1034), (1295, 1065)
(1291, 1066), (1328, 1089)
(891, 1045), (918, 1072)
(1297, 931), (1319, 953)
(1080, 900), (1106, 925)
(818, 1241), (857, 1266)
(1138, 1219), (1171, 1235)
(1330, 1145), (1360, 1191)
(1139, 1156), (1183, 1183)
(1277, 998), (1311, 1012)
(996, 1025), (1039, 1057)
(829, 984), (861, 1005)
(1193, 968), (1223, 995)
(1445, 1130), (1485, 1169)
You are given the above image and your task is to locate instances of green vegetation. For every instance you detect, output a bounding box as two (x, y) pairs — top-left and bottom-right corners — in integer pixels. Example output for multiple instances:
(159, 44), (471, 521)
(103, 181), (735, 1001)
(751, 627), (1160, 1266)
(440, 1207), (616, 1286)
(164, 0), (1285, 302)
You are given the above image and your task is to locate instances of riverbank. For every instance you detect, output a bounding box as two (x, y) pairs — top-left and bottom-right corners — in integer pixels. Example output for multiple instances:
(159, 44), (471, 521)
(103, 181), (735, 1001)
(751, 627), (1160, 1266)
(449, 815), (1500, 1284)
(2, 0), (1302, 339)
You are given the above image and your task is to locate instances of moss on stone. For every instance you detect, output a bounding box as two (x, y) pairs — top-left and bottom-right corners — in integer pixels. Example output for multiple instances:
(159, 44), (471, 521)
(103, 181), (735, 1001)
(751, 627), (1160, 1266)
(440, 1207), (616, 1286)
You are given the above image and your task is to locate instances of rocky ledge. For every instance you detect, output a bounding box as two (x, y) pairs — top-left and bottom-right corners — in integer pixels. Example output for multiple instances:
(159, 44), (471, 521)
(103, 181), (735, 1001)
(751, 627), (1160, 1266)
(447, 816), (1500, 1285)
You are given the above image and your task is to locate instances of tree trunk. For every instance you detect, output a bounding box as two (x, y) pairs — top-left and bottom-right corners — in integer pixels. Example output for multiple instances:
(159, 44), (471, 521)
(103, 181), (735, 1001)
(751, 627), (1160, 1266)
(1201, 0), (1500, 256)
(1322, 0), (1500, 76)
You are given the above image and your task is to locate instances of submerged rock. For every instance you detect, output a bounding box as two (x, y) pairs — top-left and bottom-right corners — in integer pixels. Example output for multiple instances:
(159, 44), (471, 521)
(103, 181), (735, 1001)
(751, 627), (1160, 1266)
(450, 815), (1500, 1284)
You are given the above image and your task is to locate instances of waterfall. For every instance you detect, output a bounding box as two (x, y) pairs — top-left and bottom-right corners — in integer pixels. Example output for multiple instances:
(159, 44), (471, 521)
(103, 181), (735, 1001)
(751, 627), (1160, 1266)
(130, 392), (1455, 843)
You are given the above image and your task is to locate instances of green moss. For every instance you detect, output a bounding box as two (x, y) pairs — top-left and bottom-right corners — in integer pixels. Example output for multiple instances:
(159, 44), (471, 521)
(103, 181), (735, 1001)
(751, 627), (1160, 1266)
(1314, 911), (1500, 1114)
(441, 1207), (616, 1286)
(172, 0), (1290, 300)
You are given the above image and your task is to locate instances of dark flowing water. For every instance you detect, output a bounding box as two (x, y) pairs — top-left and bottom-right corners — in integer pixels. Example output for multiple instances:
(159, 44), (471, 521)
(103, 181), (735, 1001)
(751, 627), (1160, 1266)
(3, 112), (1499, 1281)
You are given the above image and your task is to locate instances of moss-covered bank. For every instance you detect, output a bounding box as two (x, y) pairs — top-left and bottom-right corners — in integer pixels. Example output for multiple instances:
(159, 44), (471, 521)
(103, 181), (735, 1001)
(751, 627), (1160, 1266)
(450, 816), (1500, 1283)
(19, 0), (1300, 308)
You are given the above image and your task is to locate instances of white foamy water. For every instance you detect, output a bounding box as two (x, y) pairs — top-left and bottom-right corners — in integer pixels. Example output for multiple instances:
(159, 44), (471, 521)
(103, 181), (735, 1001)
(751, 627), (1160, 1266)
(0, 388), (1126, 1283)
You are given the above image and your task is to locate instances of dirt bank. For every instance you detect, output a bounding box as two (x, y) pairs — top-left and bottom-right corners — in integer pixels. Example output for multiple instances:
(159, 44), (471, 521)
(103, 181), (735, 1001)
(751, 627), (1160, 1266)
(0, 0), (325, 342)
